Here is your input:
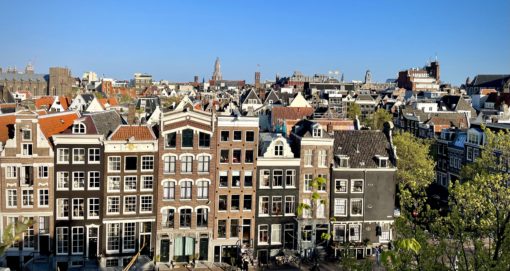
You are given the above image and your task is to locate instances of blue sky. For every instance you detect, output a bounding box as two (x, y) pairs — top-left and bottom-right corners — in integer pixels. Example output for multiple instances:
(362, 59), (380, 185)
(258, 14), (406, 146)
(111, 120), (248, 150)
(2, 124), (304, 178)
(1, 0), (509, 85)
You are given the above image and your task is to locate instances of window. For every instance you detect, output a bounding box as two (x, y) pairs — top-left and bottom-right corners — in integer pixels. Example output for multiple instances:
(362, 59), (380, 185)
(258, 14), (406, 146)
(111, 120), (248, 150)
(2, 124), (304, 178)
(107, 223), (120, 252)
(349, 224), (361, 242)
(88, 198), (100, 218)
(180, 209), (192, 228)
(107, 176), (121, 192)
(233, 130), (242, 141)
(317, 174), (327, 191)
(231, 195), (240, 211)
(198, 155), (210, 173)
(72, 198), (84, 219)
(333, 224), (346, 242)
(218, 220), (227, 238)
(244, 171), (253, 187)
(71, 227), (84, 255)
(285, 170), (295, 187)
(108, 156), (121, 172)
(163, 156), (176, 173)
(260, 170), (270, 188)
(220, 150), (229, 163)
(107, 197), (120, 214)
(22, 189), (34, 207)
(124, 176), (137, 192)
(22, 129), (31, 140)
(259, 196), (269, 215)
(141, 156), (154, 171)
(334, 198), (347, 216)
(180, 181), (192, 199)
(317, 200), (326, 218)
(335, 179), (347, 193)
(181, 155), (193, 173)
(302, 199), (311, 218)
(379, 158), (389, 168)
(88, 171), (100, 189)
(304, 150), (312, 166)
(56, 227), (69, 254)
(88, 148), (100, 163)
(140, 196), (153, 213)
(219, 171), (228, 187)
(259, 225), (269, 244)
(125, 156), (138, 171)
(38, 189), (49, 207)
(350, 199), (363, 216)
(220, 131), (230, 141)
(124, 196), (137, 214)
(6, 166), (17, 179)
(338, 156), (350, 167)
(163, 209), (175, 228)
(233, 150), (241, 163)
(73, 148), (85, 163)
(231, 171), (241, 187)
(163, 181), (175, 199)
(123, 223), (136, 251)
(318, 150), (327, 167)
(182, 129), (194, 147)
(22, 143), (33, 155)
(273, 170), (283, 187)
(302, 225), (312, 241)
(271, 224), (282, 244)
(351, 179), (364, 193)
(7, 190), (17, 207)
(199, 132), (210, 147)
(197, 180), (208, 199)
(230, 219), (239, 238)
(245, 150), (254, 163)
(466, 147), (473, 161)
(246, 131), (255, 142)
(304, 174), (313, 192)
(284, 224), (294, 249)
(197, 208), (208, 227)
(165, 132), (176, 148)
(38, 166), (48, 178)
(312, 127), (322, 137)
(72, 123), (86, 134)
(72, 172), (85, 190)
(274, 141), (284, 156)
(57, 198), (69, 219)
(219, 195), (228, 211)
(142, 176), (153, 191)
(284, 196), (295, 215)
(243, 195), (252, 211)
(272, 196), (283, 215)
(57, 148), (69, 163)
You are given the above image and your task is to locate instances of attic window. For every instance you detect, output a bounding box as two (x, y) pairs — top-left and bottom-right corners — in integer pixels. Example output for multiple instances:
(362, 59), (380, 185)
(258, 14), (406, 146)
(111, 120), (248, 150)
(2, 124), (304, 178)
(377, 156), (389, 168)
(22, 129), (31, 141)
(72, 123), (86, 134)
(312, 126), (322, 137)
(337, 155), (349, 168)
(274, 141), (284, 156)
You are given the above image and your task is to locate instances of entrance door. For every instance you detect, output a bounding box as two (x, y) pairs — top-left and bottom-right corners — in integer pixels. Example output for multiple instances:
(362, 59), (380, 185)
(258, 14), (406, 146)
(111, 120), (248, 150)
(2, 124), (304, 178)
(88, 227), (99, 259)
(199, 238), (208, 260)
(242, 219), (251, 246)
(160, 240), (170, 262)
(39, 235), (50, 255)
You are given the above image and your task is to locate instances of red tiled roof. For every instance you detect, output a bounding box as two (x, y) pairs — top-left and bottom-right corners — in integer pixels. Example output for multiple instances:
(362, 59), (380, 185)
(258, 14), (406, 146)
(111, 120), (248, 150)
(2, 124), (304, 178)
(98, 98), (119, 109)
(272, 107), (314, 125)
(0, 114), (16, 144)
(39, 112), (80, 140)
(58, 96), (71, 110)
(109, 125), (156, 141)
(35, 96), (55, 109)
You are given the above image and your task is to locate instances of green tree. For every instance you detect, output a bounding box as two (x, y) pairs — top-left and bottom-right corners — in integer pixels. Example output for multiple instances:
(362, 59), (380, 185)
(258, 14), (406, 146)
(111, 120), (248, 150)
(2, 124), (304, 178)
(347, 103), (361, 120)
(0, 218), (34, 256)
(366, 109), (393, 130)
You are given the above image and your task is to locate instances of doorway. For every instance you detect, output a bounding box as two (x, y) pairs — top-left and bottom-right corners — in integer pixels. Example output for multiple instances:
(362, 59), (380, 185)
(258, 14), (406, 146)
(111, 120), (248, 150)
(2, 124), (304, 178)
(199, 238), (208, 260)
(160, 239), (170, 262)
(88, 227), (99, 259)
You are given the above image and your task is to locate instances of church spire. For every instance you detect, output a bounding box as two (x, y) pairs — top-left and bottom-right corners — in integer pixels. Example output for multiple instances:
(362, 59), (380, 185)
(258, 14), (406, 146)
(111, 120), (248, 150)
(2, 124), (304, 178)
(212, 57), (222, 81)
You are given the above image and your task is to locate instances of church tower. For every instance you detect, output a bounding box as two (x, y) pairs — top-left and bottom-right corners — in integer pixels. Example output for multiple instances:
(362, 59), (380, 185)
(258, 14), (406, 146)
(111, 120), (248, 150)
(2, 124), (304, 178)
(364, 70), (372, 84)
(212, 57), (222, 81)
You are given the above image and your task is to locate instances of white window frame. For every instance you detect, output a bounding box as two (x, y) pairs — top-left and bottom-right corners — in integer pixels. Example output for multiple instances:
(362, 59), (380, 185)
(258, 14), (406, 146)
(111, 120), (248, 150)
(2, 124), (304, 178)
(108, 156), (121, 172)
(57, 171), (69, 190)
(285, 169), (295, 187)
(260, 169), (270, 188)
(56, 227), (69, 255)
(258, 224), (269, 245)
(141, 175), (153, 191)
(57, 148), (70, 164)
(22, 189), (34, 208)
(6, 166), (17, 179)
(304, 149), (312, 167)
(88, 171), (100, 190)
(124, 156), (138, 172)
(72, 198), (85, 219)
(22, 143), (33, 156)
(88, 148), (100, 164)
(140, 195), (153, 213)
(88, 198), (100, 219)
(141, 155), (154, 171)
(271, 224), (282, 244)
(123, 222), (136, 252)
(107, 176), (121, 192)
(335, 179), (348, 193)
(304, 174), (313, 192)
(38, 189), (49, 207)
(6, 189), (17, 208)
(284, 196), (295, 216)
(124, 176), (137, 192)
(259, 196), (269, 216)
(163, 155), (176, 174)
(38, 166), (49, 179)
(349, 224), (361, 242)
(72, 171), (85, 191)
(72, 148), (86, 164)
(351, 179), (364, 193)
(123, 196), (137, 214)
(350, 198), (363, 216)
(71, 226), (85, 255)
(56, 198), (69, 220)
(318, 150), (327, 167)
(334, 198), (347, 217)
(107, 196), (120, 215)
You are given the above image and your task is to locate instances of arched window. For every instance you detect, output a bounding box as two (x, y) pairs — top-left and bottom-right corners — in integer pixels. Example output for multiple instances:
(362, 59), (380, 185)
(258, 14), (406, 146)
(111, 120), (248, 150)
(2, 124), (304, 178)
(72, 123), (86, 134)
(180, 181), (192, 199)
(197, 180), (209, 199)
(163, 181), (175, 200)
(274, 141), (284, 156)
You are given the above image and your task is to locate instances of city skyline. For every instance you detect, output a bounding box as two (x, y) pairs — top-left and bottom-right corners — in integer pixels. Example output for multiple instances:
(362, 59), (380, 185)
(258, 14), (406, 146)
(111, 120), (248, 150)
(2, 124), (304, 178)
(0, 0), (509, 84)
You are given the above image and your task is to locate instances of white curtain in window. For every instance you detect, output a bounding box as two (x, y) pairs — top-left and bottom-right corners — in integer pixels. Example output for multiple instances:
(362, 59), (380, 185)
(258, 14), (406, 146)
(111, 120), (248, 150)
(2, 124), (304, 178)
(174, 237), (183, 256)
(185, 237), (194, 255)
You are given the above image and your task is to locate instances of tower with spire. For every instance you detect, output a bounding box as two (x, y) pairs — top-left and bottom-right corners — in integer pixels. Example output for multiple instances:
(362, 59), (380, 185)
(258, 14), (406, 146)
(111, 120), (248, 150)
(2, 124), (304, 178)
(212, 57), (222, 81)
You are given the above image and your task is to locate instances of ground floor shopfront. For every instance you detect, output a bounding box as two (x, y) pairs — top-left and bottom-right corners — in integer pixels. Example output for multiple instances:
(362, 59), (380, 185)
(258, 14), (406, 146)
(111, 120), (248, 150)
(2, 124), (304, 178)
(156, 230), (212, 264)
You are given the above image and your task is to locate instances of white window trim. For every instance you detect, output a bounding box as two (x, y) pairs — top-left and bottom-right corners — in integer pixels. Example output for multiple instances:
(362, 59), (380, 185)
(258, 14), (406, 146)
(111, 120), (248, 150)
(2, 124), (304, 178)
(56, 198), (69, 220)
(71, 226), (84, 255)
(124, 176), (137, 192)
(140, 175), (154, 192)
(139, 195), (153, 213)
(335, 179), (348, 193)
(350, 179), (364, 193)
(334, 198), (347, 217)
(258, 224), (269, 245)
(56, 171), (69, 191)
(38, 189), (49, 207)
(72, 148), (86, 164)
(259, 170), (270, 189)
(123, 195), (137, 215)
(88, 171), (101, 191)
(271, 224), (282, 245)
(122, 223), (136, 253)
(107, 196), (121, 215)
(88, 148), (101, 164)
(87, 198), (100, 219)
(350, 198), (364, 217)
(72, 198), (85, 220)
(108, 156), (121, 173)
(285, 169), (296, 188)
(349, 224), (362, 242)
(6, 189), (17, 208)
(141, 155), (155, 172)
(56, 227), (68, 255)
(72, 171), (85, 191)
(57, 148), (69, 164)
(6, 166), (17, 179)
(107, 176), (121, 193)
(21, 189), (34, 208)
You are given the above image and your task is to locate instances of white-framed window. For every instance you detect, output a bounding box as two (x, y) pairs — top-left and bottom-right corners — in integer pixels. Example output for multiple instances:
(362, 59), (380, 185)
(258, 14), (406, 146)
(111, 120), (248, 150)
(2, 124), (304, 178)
(123, 222), (136, 252)
(351, 179), (364, 193)
(22, 143), (33, 156)
(197, 180), (209, 199)
(334, 198), (347, 216)
(304, 149), (312, 166)
(107, 197), (120, 214)
(302, 199), (311, 218)
(258, 225), (269, 244)
(140, 195), (153, 213)
(274, 141), (284, 156)
(72, 123), (86, 134)
(72, 172), (85, 190)
(181, 155), (193, 173)
(88, 148), (100, 163)
(88, 171), (100, 190)
(38, 189), (49, 207)
(379, 157), (389, 168)
(196, 208), (208, 227)
(379, 223), (391, 242)
(57, 198), (70, 219)
(124, 156), (138, 171)
(141, 175), (153, 191)
(88, 198), (100, 219)
(22, 189), (34, 207)
(466, 147), (473, 162)
(284, 196), (295, 215)
(107, 223), (120, 252)
(180, 181), (192, 199)
(338, 156), (350, 167)
(23, 219), (35, 248)
(304, 174), (313, 192)
(72, 198), (85, 219)
(350, 199), (363, 216)
(57, 148), (69, 164)
(317, 174), (327, 192)
(108, 156), (121, 172)
(259, 196), (269, 216)
(57, 172), (69, 190)
(335, 179), (348, 193)
(198, 155), (210, 173)
(71, 227), (84, 255)
(318, 150), (327, 167)
(272, 196), (283, 216)
(141, 156), (154, 171)
(163, 180), (175, 200)
(285, 170), (295, 187)
(333, 224), (346, 242)
(124, 176), (137, 192)
(302, 225), (312, 241)
(349, 224), (361, 242)
(163, 155), (176, 174)
(272, 170), (283, 187)
(38, 166), (49, 178)
(56, 227), (69, 255)
(260, 169), (270, 188)
(107, 176), (121, 192)
(271, 224), (282, 244)
(312, 127), (322, 137)
(124, 196), (137, 214)
(316, 200), (325, 218)
(6, 189), (17, 207)
(72, 148), (86, 164)
(6, 166), (17, 179)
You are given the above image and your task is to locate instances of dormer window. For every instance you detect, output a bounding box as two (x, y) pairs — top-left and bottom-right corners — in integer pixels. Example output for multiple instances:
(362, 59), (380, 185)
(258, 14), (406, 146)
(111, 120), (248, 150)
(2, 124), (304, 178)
(377, 156), (389, 168)
(72, 123), (86, 134)
(274, 141), (284, 156)
(22, 129), (31, 141)
(337, 155), (349, 168)
(312, 126), (322, 137)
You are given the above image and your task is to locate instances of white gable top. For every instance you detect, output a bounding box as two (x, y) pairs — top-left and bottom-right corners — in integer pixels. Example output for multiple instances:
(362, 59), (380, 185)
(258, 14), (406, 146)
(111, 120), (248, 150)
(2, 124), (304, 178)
(289, 92), (311, 107)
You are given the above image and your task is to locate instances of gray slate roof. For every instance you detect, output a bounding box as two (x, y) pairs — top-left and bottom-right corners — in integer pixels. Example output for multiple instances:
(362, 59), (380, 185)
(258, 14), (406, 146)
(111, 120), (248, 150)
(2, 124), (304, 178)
(333, 130), (394, 168)
(86, 110), (123, 137)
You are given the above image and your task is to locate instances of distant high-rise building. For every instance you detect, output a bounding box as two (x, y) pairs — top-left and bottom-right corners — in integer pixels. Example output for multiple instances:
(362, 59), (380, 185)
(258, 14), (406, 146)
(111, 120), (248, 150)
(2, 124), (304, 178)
(212, 57), (222, 81)
(255, 71), (261, 89)
(364, 70), (372, 84)
(194, 75), (199, 84)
